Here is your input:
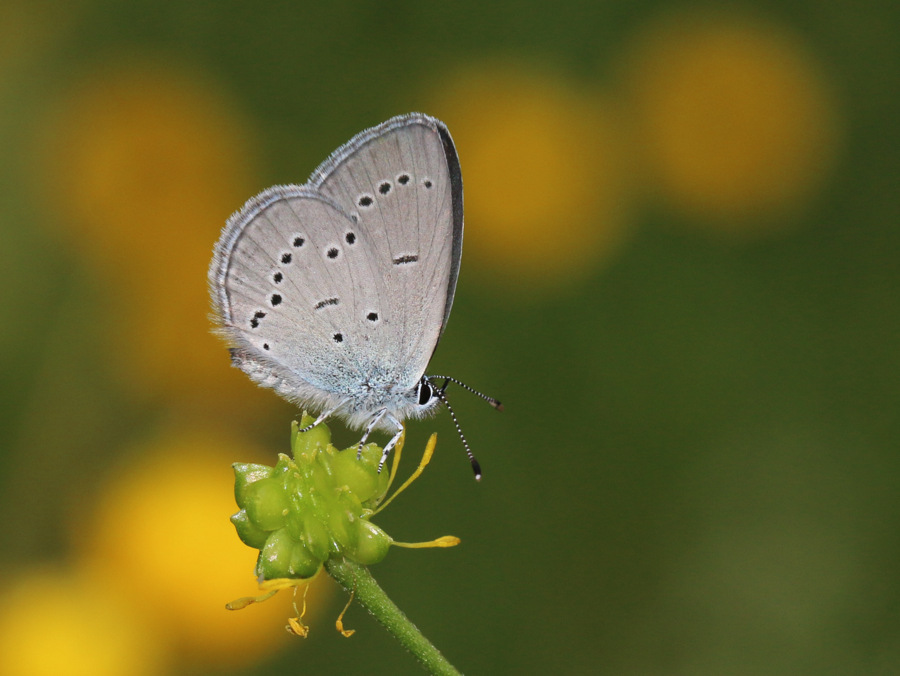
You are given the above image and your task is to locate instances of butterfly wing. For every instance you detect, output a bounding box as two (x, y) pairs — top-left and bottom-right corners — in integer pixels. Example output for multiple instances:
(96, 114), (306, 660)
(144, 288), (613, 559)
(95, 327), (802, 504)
(210, 186), (388, 411)
(310, 113), (463, 386)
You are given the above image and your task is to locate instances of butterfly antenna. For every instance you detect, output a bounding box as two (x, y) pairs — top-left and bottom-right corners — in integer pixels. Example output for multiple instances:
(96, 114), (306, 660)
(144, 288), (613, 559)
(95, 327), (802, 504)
(433, 387), (482, 481)
(429, 375), (503, 411)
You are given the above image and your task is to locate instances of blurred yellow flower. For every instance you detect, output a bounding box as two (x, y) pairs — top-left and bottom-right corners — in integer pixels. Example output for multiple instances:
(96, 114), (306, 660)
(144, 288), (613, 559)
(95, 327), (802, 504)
(429, 62), (631, 292)
(621, 12), (839, 230)
(33, 60), (273, 410)
(76, 428), (331, 666)
(0, 568), (166, 676)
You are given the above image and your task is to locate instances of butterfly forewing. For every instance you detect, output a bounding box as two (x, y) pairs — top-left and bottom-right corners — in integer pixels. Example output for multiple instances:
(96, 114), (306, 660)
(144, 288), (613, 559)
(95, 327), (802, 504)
(311, 114), (463, 385)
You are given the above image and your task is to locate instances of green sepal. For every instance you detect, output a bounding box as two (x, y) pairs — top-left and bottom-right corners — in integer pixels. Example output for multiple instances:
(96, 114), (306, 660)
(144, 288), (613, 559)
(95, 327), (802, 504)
(351, 519), (392, 565)
(330, 444), (391, 505)
(300, 512), (331, 561)
(257, 528), (321, 580)
(230, 509), (269, 549)
(291, 415), (332, 457)
(242, 477), (289, 531)
(232, 462), (274, 503)
(325, 505), (355, 552)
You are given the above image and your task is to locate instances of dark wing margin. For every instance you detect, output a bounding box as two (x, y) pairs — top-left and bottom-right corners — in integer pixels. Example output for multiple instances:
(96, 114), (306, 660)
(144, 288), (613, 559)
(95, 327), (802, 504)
(434, 117), (464, 342)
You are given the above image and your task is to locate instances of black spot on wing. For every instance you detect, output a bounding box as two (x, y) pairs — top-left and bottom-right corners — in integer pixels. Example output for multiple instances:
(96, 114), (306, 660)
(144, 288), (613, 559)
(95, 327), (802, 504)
(393, 255), (418, 265)
(315, 298), (339, 310)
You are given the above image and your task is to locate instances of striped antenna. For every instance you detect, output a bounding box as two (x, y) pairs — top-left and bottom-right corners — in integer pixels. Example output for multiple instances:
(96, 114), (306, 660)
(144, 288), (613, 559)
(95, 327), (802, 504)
(432, 386), (482, 481)
(428, 375), (503, 411)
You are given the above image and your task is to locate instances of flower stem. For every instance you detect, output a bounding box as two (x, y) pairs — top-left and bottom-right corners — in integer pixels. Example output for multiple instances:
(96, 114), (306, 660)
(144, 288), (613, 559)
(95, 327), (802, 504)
(325, 557), (462, 675)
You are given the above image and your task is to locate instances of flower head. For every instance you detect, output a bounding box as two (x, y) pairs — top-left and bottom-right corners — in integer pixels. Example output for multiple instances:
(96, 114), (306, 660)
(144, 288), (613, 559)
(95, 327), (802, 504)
(230, 414), (457, 585)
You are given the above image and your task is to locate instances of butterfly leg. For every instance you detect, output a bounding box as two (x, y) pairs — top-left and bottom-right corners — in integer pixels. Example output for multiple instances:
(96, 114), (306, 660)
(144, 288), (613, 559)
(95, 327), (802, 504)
(298, 398), (351, 433)
(377, 414), (405, 474)
(357, 409), (388, 458)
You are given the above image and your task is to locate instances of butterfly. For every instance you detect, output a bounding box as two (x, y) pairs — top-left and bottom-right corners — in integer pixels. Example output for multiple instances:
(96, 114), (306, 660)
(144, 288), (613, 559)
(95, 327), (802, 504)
(209, 113), (500, 478)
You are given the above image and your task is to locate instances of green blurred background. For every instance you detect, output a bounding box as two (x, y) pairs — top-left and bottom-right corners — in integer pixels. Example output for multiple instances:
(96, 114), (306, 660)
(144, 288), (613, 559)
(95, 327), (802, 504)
(1, 1), (898, 674)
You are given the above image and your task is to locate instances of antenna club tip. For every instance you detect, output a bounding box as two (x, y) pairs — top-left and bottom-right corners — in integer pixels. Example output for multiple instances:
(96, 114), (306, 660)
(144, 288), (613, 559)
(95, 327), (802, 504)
(471, 459), (482, 481)
(494, 402), (504, 412)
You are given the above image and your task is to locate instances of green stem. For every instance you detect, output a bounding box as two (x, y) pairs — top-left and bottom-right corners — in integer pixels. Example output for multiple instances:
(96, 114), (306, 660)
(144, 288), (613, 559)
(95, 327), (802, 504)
(325, 557), (462, 676)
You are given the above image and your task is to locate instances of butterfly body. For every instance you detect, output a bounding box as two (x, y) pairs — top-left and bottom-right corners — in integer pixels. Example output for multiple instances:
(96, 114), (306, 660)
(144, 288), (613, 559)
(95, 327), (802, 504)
(209, 114), (461, 440)
(226, 343), (439, 432)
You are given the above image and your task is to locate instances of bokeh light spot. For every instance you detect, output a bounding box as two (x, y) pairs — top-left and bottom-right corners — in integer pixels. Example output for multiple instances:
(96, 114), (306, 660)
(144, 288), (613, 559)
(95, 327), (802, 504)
(33, 60), (270, 408)
(76, 428), (331, 666)
(430, 63), (631, 292)
(0, 568), (166, 676)
(622, 12), (839, 229)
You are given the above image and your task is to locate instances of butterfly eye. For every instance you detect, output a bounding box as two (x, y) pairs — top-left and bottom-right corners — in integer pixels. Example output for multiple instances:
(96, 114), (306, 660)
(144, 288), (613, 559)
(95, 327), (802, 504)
(417, 380), (433, 406)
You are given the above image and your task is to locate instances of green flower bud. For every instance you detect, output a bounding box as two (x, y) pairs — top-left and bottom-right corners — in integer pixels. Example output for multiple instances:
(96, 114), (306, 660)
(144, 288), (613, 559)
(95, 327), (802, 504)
(230, 416), (396, 581)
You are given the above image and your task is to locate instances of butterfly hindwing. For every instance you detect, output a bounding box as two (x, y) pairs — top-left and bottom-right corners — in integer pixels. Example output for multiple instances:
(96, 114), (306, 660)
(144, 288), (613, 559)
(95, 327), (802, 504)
(212, 187), (382, 396)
